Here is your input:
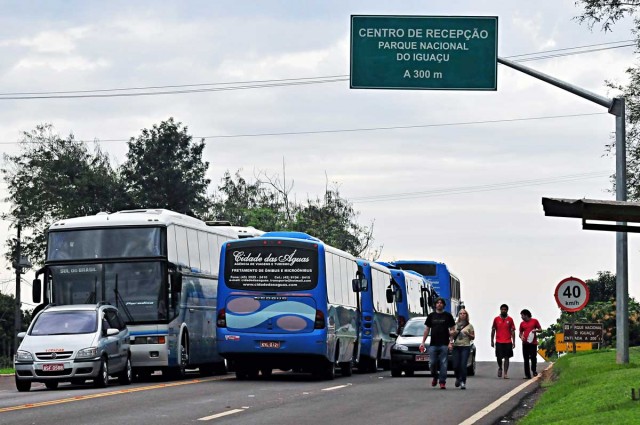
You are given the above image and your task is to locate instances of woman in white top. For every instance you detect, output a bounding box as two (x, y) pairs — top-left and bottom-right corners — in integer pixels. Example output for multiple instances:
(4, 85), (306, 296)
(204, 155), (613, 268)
(451, 308), (475, 390)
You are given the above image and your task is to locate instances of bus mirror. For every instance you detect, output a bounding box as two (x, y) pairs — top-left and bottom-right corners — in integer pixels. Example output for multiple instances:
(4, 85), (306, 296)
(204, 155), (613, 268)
(32, 279), (42, 304)
(171, 272), (183, 293)
(352, 278), (368, 292)
(420, 297), (424, 308)
(386, 288), (394, 303)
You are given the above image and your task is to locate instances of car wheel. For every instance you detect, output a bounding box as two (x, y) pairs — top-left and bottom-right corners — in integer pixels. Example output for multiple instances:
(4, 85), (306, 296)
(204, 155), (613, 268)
(118, 357), (132, 385)
(467, 354), (476, 376)
(15, 375), (31, 392)
(45, 381), (59, 390)
(94, 357), (109, 388)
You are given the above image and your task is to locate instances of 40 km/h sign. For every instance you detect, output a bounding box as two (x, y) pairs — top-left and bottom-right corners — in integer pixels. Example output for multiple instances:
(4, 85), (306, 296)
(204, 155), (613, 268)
(554, 277), (590, 312)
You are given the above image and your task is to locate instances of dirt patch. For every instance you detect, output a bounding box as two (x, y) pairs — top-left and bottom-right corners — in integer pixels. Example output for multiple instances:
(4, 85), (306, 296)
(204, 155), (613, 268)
(493, 368), (555, 424)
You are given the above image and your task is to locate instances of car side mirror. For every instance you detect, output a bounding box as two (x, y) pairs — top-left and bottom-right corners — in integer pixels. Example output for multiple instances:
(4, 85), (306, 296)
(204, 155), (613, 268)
(390, 332), (398, 339)
(17, 331), (26, 339)
(106, 328), (119, 337)
(32, 279), (42, 304)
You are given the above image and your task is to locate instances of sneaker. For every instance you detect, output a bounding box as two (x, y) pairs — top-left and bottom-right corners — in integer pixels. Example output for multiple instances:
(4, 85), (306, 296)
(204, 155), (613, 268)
(533, 371), (538, 377)
(524, 376), (531, 379)
(455, 379), (460, 387)
(460, 382), (466, 390)
(440, 383), (446, 390)
(497, 368), (502, 378)
(431, 377), (437, 387)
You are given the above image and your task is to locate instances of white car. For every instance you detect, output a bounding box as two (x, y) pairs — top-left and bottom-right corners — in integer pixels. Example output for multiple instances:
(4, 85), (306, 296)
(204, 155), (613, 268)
(14, 303), (131, 391)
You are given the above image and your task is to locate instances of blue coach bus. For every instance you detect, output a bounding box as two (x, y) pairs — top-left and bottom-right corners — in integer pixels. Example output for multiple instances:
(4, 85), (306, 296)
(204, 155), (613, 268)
(216, 231), (366, 380)
(394, 260), (462, 315)
(355, 260), (397, 372)
(388, 269), (434, 332)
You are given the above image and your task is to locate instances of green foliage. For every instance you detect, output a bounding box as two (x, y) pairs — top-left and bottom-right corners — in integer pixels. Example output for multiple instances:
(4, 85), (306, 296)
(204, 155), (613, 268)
(1, 124), (126, 265)
(586, 271), (616, 303)
(0, 292), (32, 363)
(520, 348), (640, 424)
(121, 118), (211, 217)
(211, 171), (378, 258)
(574, 0), (640, 31)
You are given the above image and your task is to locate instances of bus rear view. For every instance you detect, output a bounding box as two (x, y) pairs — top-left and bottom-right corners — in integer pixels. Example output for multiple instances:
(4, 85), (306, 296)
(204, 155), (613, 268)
(217, 232), (360, 380)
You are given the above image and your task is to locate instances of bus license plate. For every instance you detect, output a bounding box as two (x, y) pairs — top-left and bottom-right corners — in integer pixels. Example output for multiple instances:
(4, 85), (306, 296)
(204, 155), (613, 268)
(259, 341), (280, 349)
(415, 355), (428, 362)
(43, 363), (64, 371)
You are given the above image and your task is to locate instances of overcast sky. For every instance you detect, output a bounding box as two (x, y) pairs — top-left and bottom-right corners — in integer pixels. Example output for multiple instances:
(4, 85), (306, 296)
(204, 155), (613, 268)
(0, 1), (637, 362)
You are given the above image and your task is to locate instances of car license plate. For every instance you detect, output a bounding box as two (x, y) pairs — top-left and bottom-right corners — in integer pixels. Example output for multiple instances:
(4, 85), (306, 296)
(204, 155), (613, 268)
(259, 341), (280, 349)
(415, 354), (428, 362)
(43, 363), (64, 371)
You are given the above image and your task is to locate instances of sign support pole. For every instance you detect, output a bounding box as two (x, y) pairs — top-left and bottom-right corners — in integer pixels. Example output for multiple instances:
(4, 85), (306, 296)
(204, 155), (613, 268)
(499, 56), (629, 364)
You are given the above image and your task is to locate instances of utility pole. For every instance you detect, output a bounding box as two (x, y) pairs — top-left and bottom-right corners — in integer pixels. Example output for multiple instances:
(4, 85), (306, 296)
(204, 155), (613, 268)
(14, 223), (22, 354)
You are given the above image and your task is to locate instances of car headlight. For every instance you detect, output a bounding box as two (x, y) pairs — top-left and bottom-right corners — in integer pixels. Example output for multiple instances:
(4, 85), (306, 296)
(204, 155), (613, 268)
(393, 344), (409, 352)
(15, 350), (34, 362)
(76, 347), (98, 359)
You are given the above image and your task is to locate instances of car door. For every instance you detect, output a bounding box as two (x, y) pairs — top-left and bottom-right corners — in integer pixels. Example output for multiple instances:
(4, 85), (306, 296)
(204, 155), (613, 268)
(103, 309), (124, 372)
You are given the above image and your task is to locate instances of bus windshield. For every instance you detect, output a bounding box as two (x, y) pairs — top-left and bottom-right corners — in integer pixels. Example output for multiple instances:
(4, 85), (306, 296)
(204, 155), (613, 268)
(397, 263), (437, 277)
(48, 228), (163, 260)
(223, 241), (318, 291)
(49, 262), (168, 323)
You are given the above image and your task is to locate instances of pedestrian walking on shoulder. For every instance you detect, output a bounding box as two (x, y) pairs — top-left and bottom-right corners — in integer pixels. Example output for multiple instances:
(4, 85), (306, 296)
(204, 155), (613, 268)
(452, 308), (475, 390)
(519, 309), (542, 379)
(420, 297), (456, 390)
(491, 304), (516, 379)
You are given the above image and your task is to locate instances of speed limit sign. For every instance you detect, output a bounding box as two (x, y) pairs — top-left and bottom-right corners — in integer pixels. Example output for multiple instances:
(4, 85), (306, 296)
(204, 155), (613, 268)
(554, 277), (590, 312)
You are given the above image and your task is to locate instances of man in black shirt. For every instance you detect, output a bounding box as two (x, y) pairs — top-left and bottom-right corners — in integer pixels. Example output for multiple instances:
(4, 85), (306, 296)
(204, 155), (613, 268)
(420, 297), (456, 389)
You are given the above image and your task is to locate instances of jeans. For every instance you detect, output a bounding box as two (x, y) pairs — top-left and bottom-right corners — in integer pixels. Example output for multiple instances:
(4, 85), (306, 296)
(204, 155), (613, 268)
(522, 343), (537, 377)
(452, 345), (471, 383)
(428, 344), (449, 384)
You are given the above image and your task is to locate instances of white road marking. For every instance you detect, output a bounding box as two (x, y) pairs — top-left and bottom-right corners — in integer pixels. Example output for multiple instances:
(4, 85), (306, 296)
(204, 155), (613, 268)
(321, 384), (350, 391)
(459, 364), (552, 425)
(198, 407), (247, 421)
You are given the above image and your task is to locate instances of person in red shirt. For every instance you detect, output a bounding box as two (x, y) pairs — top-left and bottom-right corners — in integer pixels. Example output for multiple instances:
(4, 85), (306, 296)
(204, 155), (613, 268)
(491, 304), (516, 379)
(519, 309), (542, 379)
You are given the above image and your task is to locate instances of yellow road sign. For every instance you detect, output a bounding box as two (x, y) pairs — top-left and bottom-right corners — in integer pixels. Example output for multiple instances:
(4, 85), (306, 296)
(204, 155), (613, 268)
(555, 332), (593, 352)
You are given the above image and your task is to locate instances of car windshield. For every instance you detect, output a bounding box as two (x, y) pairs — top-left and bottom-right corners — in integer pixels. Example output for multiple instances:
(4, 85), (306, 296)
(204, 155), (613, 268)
(30, 311), (97, 335)
(402, 320), (426, 337)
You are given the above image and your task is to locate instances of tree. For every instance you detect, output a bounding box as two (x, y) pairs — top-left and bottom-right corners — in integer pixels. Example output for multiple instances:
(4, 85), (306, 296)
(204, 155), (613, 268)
(0, 292), (32, 367)
(574, 1), (640, 199)
(2, 124), (126, 265)
(121, 118), (211, 216)
(210, 170), (379, 258)
(586, 271), (616, 302)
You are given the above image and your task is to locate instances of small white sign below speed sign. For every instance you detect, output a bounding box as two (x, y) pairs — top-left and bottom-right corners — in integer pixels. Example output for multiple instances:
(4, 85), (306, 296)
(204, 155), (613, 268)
(554, 277), (590, 312)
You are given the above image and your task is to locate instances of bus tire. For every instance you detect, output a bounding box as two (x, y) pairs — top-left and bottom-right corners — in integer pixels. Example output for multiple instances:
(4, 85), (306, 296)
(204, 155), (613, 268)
(390, 367), (402, 377)
(404, 369), (415, 377)
(235, 370), (248, 380)
(260, 368), (273, 378)
(340, 360), (353, 377)
(167, 336), (189, 380)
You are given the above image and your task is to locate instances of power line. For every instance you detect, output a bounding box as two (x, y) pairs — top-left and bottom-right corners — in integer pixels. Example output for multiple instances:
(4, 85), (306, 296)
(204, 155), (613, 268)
(0, 112), (609, 145)
(350, 171), (611, 204)
(0, 40), (634, 100)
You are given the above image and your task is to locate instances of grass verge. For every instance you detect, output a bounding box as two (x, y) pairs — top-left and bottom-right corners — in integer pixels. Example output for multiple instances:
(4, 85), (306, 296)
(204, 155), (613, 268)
(0, 368), (14, 374)
(520, 346), (640, 425)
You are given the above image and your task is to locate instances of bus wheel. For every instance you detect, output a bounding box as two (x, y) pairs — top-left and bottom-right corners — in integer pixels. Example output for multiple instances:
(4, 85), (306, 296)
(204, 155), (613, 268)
(390, 367), (402, 377)
(235, 370), (248, 380)
(467, 354), (476, 376)
(167, 338), (189, 380)
(340, 360), (353, 377)
(260, 368), (273, 378)
(404, 369), (415, 377)
(315, 360), (335, 380)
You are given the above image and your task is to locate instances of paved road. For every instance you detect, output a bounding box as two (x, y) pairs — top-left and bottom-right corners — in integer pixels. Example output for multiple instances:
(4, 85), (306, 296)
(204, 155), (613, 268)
(0, 362), (546, 425)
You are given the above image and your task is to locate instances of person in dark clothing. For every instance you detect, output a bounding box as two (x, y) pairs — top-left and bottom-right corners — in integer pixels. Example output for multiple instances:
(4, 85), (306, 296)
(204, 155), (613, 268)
(420, 297), (456, 389)
(519, 309), (542, 379)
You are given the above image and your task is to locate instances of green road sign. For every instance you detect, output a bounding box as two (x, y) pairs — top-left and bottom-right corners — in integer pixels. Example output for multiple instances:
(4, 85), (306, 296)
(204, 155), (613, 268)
(350, 15), (498, 90)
